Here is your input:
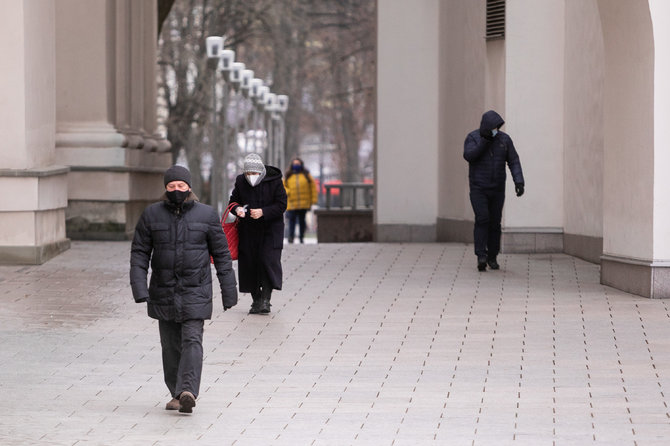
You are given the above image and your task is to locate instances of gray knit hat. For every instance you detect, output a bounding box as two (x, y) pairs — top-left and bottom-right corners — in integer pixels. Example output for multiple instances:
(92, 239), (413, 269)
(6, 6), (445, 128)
(164, 165), (192, 187)
(243, 153), (265, 174)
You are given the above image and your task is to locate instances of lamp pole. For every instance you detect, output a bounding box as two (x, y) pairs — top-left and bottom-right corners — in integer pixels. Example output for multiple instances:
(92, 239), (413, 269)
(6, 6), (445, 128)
(277, 95), (289, 172)
(205, 36), (224, 214)
(255, 86), (269, 155)
(218, 49), (235, 210)
(248, 79), (263, 153)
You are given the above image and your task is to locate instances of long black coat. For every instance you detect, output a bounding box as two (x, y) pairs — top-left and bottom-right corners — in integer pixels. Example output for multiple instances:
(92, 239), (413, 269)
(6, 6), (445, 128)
(463, 110), (524, 190)
(229, 165), (287, 292)
(130, 193), (238, 321)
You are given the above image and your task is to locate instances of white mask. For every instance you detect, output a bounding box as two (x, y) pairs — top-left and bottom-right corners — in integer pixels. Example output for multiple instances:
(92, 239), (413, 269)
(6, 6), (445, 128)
(246, 174), (261, 187)
(492, 129), (498, 137)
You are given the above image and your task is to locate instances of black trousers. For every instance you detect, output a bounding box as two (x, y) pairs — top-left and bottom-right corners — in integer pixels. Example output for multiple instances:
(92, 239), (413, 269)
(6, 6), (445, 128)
(251, 266), (273, 302)
(469, 187), (505, 259)
(158, 319), (204, 399)
(286, 209), (307, 242)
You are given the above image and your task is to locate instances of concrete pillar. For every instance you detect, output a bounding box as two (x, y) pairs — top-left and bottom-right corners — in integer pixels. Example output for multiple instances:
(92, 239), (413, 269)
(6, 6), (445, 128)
(0, 1), (70, 264)
(55, 0), (171, 240)
(598, 0), (670, 298)
(375, 0), (440, 242)
(501, 0), (565, 253)
(437, 0), (486, 243)
(562, 0), (605, 264)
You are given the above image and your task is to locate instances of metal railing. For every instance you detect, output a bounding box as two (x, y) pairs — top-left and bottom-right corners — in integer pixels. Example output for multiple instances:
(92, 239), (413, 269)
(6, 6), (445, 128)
(323, 183), (374, 210)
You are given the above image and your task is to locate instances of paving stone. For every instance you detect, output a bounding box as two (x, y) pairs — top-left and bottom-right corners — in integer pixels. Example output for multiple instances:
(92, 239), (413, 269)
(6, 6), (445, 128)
(2, 241), (670, 444)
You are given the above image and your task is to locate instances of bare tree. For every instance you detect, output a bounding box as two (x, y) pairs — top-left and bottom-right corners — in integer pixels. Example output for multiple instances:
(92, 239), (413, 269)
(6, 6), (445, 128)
(157, 0), (376, 200)
(157, 0), (270, 201)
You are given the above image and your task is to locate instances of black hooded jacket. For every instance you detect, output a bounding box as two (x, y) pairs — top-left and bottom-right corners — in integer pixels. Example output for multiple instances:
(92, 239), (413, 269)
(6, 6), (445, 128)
(229, 165), (287, 293)
(463, 110), (524, 190)
(130, 192), (238, 321)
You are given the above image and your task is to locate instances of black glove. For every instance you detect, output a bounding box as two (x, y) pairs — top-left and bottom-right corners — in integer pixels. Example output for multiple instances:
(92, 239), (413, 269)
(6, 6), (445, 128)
(224, 306), (231, 311)
(136, 297), (148, 303)
(515, 183), (524, 197)
(479, 128), (493, 140)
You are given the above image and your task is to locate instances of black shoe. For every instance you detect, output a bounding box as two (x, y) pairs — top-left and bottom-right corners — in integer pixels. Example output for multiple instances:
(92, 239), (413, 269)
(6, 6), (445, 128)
(487, 258), (500, 270)
(259, 298), (271, 314)
(249, 299), (262, 314)
(477, 256), (487, 271)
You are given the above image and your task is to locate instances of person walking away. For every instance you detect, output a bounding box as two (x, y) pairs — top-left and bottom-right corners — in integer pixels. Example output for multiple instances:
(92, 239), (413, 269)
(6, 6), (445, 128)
(130, 165), (238, 413)
(284, 157), (318, 243)
(229, 153), (287, 314)
(463, 110), (525, 271)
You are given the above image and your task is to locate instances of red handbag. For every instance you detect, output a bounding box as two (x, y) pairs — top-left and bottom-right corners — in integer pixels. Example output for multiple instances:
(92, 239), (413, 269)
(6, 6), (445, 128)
(222, 202), (239, 260)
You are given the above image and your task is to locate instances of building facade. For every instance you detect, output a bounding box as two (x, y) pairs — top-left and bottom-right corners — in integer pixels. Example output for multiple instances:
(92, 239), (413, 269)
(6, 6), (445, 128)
(0, 0), (171, 264)
(376, 0), (670, 298)
(2, 0), (668, 298)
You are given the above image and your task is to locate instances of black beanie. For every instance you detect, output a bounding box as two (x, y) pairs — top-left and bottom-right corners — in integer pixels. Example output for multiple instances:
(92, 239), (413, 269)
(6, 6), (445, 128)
(164, 165), (192, 187)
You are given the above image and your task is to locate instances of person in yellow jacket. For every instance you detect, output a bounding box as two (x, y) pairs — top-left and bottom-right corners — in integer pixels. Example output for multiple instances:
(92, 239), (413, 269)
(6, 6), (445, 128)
(283, 157), (318, 243)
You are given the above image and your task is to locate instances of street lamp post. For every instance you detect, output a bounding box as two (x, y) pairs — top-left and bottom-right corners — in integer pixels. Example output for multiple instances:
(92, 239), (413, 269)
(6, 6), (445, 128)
(249, 79), (263, 153)
(217, 49), (235, 208)
(264, 93), (277, 166)
(205, 36), (224, 214)
(239, 69), (255, 160)
(276, 95), (289, 171)
(254, 85), (269, 155)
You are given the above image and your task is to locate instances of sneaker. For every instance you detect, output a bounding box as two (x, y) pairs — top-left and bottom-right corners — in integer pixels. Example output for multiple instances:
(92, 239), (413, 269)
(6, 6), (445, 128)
(165, 398), (179, 410)
(477, 256), (487, 271)
(179, 391), (196, 413)
(487, 258), (500, 270)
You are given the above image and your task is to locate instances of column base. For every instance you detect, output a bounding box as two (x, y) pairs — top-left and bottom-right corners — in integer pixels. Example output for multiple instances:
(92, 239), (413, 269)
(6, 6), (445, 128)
(564, 233), (603, 264)
(374, 223), (436, 242)
(437, 219), (564, 253)
(437, 218), (473, 243)
(501, 228), (564, 253)
(0, 239), (71, 265)
(601, 255), (670, 299)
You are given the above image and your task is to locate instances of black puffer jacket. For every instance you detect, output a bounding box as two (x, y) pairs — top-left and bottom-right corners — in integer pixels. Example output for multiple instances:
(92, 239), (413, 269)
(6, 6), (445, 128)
(463, 110), (524, 189)
(229, 165), (287, 293)
(130, 192), (238, 321)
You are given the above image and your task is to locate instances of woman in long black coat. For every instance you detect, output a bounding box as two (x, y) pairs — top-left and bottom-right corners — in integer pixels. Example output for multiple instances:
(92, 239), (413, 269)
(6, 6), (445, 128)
(229, 153), (287, 314)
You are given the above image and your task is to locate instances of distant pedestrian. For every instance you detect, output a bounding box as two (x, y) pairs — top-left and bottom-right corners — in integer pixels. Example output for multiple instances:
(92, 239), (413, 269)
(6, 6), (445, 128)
(229, 154), (287, 314)
(130, 165), (238, 414)
(463, 110), (525, 271)
(284, 157), (318, 243)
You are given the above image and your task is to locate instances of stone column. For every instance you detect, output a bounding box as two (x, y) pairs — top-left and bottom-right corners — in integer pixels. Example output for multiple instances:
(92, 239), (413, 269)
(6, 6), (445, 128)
(375, 0), (440, 242)
(0, 1), (70, 264)
(501, 0), (565, 253)
(598, 0), (669, 298)
(55, 0), (171, 240)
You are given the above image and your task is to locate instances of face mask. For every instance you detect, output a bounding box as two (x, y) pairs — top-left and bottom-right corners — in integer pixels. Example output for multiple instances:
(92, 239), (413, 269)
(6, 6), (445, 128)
(246, 174), (261, 187)
(492, 129), (498, 137)
(166, 189), (189, 205)
(291, 164), (302, 173)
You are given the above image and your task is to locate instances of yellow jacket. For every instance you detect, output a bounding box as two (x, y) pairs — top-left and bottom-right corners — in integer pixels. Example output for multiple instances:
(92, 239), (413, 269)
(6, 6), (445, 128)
(284, 172), (318, 211)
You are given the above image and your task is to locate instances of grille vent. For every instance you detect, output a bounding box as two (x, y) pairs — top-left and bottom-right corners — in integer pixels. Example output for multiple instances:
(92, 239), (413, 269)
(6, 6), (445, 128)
(486, 0), (505, 40)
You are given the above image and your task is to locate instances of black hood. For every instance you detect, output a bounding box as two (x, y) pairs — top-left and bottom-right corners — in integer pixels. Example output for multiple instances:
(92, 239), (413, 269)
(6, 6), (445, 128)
(480, 110), (505, 131)
(262, 165), (283, 182)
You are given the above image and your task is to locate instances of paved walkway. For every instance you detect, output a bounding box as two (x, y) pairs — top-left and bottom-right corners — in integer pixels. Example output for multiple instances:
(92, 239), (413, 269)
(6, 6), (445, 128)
(1, 241), (670, 445)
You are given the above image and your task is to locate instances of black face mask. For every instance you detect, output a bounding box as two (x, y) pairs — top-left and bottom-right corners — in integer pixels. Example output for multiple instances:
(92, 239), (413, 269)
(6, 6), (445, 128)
(166, 189), (190, 205)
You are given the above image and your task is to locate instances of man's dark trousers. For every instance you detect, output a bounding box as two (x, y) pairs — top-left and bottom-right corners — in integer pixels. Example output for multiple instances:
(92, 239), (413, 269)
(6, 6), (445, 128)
(469, 187), (505, 259)
(158, 319), (204, 398)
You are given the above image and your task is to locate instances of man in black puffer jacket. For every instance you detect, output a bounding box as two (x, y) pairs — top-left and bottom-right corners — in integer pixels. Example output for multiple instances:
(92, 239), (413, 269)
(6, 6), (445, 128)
(463, 110), (525, 271)
(130, 165), (238, 414)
